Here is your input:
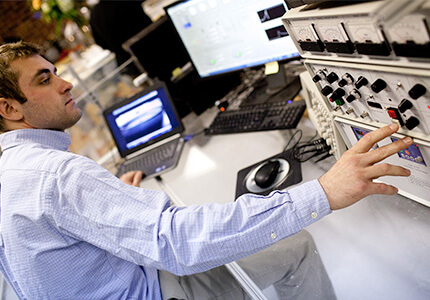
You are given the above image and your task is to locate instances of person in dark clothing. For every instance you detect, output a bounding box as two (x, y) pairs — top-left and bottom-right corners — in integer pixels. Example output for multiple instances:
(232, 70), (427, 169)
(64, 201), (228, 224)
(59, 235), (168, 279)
(90, 0), (153, 66)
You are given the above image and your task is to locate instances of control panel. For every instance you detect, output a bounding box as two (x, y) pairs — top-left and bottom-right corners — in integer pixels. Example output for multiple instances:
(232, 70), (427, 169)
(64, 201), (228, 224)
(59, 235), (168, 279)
(283, 0), (430, 206)
(305, 59), (430, 140)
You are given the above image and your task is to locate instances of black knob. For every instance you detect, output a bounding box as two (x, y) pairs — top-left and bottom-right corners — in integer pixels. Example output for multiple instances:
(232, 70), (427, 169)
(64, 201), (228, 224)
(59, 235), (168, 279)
(313, 74), (322, 82)
(338, 73), (354, 87)
(338, 79), (347, 87)
(408, 84), (426, 99)
(355, 76), (368, 89)
(371, 79), (387, 93)
(321, 85), (333, 96)
(398, 99), (413, 113)
(405, 116), (420, 130)
(346, 89), (361, 103)
(312, 70), (326, 83)
(327, 72), (339, 84)
(330, 88), (346, 102)
(346, 94), (355, 103)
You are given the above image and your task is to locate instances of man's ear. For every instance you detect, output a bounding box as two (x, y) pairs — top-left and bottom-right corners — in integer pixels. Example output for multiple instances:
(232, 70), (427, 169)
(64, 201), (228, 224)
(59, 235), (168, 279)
(0, 98), (23, 121)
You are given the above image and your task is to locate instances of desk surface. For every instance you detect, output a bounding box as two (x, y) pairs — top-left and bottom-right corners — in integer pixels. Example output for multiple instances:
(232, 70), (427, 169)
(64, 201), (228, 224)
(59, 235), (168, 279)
(140, 111), (430, 300)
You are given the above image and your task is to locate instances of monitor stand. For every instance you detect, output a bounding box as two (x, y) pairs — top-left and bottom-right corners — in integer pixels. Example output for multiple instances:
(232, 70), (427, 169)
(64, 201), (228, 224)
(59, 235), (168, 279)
(266, 64), (288, 95)
(240, 63), (301, 107)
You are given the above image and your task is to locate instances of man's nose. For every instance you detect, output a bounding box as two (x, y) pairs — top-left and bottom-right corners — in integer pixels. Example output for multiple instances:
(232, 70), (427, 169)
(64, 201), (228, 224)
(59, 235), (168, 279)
(60, 77), (73, 94)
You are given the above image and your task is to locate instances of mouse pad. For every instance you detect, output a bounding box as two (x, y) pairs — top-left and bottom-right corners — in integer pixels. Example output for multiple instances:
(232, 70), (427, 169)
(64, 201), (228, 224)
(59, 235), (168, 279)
(235, 149), (302, 200)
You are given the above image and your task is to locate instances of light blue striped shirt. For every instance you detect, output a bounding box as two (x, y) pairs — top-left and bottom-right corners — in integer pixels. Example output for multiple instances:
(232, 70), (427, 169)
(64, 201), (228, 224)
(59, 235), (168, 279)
(0, 129), (331, 299)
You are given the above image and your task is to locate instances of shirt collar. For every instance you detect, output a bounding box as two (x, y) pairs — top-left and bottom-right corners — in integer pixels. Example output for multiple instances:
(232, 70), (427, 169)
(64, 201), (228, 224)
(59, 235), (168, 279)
(0, 129), (71, 152)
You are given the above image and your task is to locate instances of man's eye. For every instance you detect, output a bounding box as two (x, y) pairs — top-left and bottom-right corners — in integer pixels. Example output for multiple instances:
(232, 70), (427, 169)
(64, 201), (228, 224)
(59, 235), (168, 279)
(41, 77), (50, 85)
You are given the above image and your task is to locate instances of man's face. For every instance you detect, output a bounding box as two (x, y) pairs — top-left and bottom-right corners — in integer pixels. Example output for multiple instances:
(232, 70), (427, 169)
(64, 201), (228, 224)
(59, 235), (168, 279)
(10, 55), (82, 131)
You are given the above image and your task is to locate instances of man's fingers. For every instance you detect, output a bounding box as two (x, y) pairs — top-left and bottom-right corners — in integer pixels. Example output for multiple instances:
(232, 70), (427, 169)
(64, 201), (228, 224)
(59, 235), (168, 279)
(352, 124), (399, 153)
(366, 182), (399, 196)
(120, 171), (144, 187)
(132, 171), (144, 186)
(363, 136), (413, 165)
(121, 172), (134, 182)
(364, 163), (411, 180)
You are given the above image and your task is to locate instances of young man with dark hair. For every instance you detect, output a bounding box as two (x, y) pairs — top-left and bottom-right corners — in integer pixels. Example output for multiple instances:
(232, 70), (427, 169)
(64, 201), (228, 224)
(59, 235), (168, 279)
(0, 41), (412, 299)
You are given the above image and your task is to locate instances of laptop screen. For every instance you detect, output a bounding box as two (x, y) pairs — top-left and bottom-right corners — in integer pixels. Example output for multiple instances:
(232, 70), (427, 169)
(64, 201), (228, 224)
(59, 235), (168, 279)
(104, 83), (184, 158)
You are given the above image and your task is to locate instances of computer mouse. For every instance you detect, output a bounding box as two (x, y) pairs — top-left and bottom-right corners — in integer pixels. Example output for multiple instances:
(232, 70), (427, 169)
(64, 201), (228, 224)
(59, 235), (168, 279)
(254, 160), (280, 188)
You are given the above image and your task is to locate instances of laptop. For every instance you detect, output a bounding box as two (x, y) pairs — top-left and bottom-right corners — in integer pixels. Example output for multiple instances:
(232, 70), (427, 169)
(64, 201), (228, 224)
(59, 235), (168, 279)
(103, 81), (185, 179)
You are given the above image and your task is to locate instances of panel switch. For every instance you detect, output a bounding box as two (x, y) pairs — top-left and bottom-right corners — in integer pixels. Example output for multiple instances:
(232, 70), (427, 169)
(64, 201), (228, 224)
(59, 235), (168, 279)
(387, 107), (404, 126)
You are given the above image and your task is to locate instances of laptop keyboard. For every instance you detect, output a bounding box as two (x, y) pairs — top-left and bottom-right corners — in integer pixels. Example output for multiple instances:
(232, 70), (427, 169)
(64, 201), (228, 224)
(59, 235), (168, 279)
(118, 138), (180, 176)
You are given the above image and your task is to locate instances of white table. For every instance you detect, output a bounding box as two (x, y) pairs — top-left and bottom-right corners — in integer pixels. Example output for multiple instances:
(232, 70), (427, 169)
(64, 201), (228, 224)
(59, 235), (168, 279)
(140, 111), (430, 300)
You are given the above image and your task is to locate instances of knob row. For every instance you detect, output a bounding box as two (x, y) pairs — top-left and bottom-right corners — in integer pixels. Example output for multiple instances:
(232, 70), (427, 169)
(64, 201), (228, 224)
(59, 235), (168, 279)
(314, 70), (427, 99)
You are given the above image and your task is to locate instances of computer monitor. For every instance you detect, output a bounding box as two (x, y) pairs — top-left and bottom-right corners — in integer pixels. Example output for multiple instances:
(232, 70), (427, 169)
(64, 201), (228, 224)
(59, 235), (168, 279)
(122, 15), (190, 83)
(165, 0), (300, 80)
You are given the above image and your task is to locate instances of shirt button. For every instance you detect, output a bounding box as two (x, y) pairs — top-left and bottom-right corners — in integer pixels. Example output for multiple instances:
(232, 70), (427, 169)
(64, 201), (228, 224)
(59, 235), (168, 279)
(311, 211), (318, 219)
(270, 232), (277, 239)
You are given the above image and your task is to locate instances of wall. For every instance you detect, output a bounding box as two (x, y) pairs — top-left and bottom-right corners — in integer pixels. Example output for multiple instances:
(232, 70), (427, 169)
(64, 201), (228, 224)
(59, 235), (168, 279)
(0, 1), (56, 45)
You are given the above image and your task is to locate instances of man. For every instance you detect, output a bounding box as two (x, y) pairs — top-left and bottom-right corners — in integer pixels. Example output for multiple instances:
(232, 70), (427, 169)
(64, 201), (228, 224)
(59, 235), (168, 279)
(0, 41), (412, 299)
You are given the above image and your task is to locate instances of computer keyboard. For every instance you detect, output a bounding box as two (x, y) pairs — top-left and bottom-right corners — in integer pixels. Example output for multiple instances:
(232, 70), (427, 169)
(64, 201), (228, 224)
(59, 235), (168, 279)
(205, 99), (306, 135)
(117, 138), (180, 177)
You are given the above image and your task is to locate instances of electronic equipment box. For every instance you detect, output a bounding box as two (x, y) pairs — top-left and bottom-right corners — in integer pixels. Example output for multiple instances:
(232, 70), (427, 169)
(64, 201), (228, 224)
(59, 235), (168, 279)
(282, 0), (430, 64)
(284, 0), (430, 206)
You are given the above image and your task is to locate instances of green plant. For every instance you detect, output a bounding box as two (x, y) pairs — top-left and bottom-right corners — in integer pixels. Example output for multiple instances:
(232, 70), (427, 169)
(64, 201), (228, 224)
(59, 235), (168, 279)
(30, 0), (87, 37)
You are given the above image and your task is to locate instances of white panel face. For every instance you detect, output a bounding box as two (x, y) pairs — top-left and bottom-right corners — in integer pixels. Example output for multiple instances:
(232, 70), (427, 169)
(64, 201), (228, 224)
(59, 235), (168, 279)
(387, 15), (430, 44)
(291, 22), (318, 42)
(347, 21), (384, 44)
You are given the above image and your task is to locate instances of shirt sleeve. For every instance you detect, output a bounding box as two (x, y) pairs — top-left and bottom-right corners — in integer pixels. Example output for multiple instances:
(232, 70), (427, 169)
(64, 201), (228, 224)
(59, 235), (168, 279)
(52, 154), (331, 276)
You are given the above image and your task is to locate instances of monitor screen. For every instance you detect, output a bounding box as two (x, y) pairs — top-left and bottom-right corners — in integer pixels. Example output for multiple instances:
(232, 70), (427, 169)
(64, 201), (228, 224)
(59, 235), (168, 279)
(104, 84), (183, 157)
(166, 0), (300, 78)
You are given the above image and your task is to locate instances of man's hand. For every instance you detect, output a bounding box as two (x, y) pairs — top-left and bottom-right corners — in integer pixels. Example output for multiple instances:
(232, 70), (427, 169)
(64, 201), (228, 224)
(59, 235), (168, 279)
(120, 171), (144, 187)
(319, 124), (412, 210)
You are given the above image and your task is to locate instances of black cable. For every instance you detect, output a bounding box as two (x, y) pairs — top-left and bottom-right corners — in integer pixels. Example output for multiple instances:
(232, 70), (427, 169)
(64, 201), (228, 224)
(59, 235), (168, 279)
(283, 129), (303, 152)
(315, 152), (332, 163)
(290, 136), (332, 163)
